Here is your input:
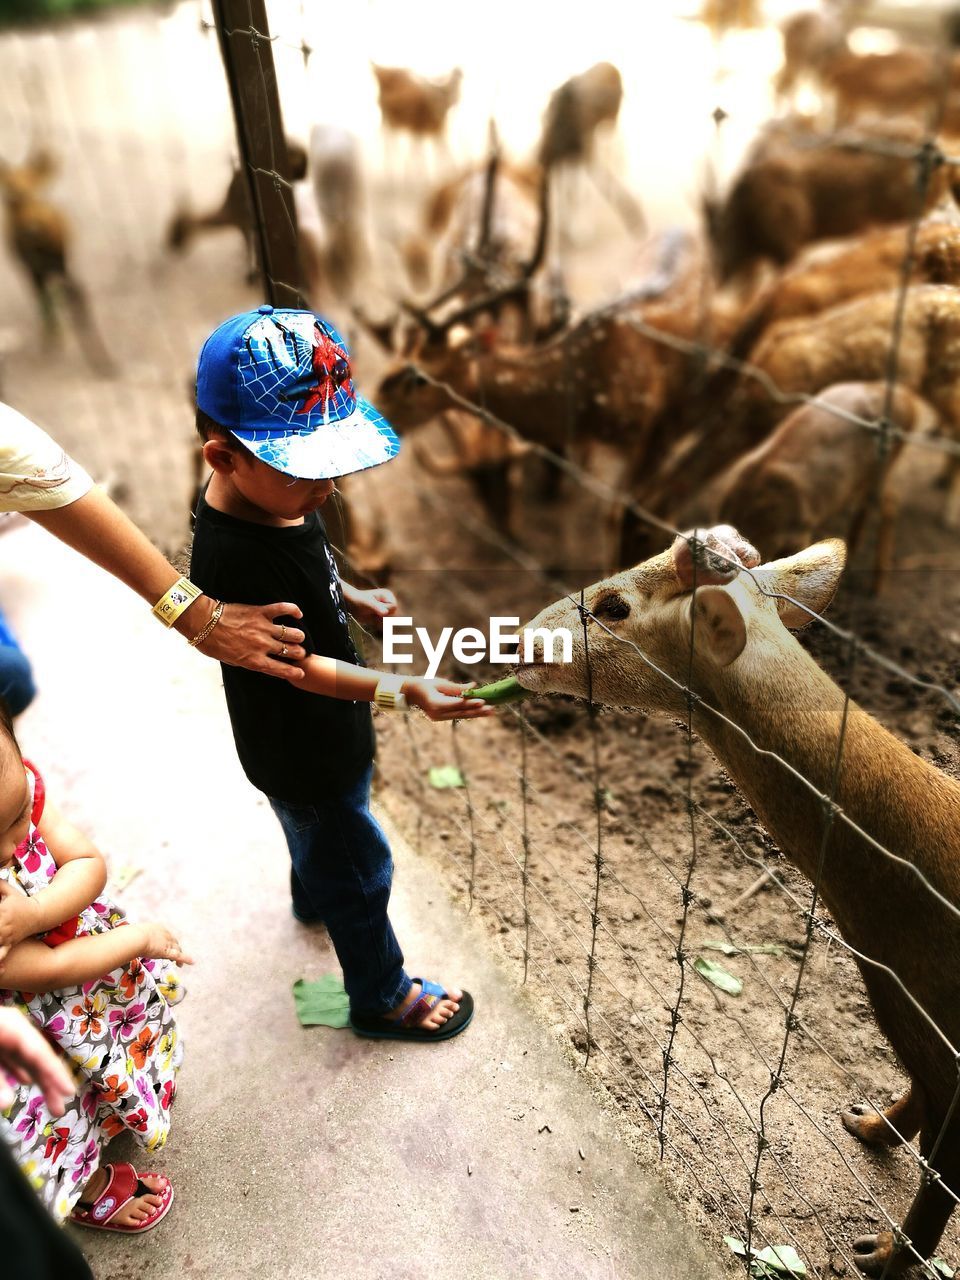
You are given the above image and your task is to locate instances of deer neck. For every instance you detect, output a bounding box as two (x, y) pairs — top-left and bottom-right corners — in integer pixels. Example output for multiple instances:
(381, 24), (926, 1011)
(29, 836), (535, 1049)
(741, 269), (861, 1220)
(688, 627), (960, 917)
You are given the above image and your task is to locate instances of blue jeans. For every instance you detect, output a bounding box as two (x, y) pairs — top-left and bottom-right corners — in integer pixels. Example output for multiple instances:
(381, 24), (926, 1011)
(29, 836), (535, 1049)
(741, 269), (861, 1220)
(268, 766), (413, 1016)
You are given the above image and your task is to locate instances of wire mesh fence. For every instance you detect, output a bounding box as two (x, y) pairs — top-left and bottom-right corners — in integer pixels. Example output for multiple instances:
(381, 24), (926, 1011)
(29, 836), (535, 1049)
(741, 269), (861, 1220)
(4, 1), (960, 1277)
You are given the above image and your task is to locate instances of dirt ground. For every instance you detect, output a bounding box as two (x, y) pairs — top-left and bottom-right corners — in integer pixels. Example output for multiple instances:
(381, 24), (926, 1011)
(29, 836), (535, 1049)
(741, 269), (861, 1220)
(2, 3), (960, 1278)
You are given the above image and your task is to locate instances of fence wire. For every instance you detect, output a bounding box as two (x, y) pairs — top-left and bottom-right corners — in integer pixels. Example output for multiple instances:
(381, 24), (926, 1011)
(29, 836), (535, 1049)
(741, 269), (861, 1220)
(6, 3), (960, 1279)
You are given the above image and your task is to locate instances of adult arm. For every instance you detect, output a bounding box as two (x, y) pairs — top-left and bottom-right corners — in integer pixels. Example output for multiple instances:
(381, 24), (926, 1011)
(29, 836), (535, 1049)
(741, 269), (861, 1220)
(28, 487), (308, 680)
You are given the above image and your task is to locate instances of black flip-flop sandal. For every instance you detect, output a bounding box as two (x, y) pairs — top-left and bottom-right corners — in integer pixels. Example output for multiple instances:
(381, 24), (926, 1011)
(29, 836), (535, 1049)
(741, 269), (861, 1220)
(350, 979), (474, 1042)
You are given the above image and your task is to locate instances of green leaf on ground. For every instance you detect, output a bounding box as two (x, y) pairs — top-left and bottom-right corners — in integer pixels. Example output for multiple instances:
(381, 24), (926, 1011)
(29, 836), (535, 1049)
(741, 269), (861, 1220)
(694, 956), (743, 996)
(755, 1244), (806, 1275)
(702, 940), (784, 958)
(292, 976), (350, 1029)
(723, 1238), (807, 1278)
(428, 765), (465, 789)
(931, 1260), (955, 1278)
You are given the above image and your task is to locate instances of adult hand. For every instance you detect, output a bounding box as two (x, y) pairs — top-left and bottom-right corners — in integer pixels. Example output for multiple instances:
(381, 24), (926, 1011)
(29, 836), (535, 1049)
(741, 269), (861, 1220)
(403, 679), (496, 722)
(0, 1008), (74, 1116)
(187, 601), (308, 681)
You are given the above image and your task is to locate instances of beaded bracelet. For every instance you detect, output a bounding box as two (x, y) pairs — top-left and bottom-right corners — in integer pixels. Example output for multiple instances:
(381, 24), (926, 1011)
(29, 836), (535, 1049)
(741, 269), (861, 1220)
(152, 576), (202, 627)
(188, 599), (224, 649)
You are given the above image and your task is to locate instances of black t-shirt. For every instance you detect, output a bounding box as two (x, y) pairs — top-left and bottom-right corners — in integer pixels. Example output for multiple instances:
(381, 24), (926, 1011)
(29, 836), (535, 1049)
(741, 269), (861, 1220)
(190, 492), (375, 802)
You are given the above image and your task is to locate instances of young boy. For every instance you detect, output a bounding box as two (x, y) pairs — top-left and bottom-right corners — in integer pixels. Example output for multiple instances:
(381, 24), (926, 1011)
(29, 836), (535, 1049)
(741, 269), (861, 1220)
(190, 305), (493, 1041)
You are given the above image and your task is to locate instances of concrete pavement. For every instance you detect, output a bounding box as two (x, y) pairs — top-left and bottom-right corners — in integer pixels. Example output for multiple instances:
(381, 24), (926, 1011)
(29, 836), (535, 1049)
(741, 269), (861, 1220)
(5, 520), (723, 1280)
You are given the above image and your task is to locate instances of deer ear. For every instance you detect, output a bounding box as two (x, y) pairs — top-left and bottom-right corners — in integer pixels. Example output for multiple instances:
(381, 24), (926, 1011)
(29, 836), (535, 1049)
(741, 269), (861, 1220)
(760, 538), (846, 629)
(691, 587), (746, 667)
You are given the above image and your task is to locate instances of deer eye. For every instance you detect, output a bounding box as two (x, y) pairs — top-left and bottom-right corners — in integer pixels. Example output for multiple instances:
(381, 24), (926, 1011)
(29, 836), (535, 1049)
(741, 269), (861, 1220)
(594, 594), (630, 621)
(403, 367), (427, 390)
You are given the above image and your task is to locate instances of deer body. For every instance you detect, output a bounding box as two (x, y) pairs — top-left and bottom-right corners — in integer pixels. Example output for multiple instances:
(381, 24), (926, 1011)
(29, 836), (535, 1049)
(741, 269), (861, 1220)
(711, 119), (957, 282)
(518, 529), (960, 1275)
(716, 381), (929, 590)
(734, 219), (960, 349)
(647, 285), (960, 531)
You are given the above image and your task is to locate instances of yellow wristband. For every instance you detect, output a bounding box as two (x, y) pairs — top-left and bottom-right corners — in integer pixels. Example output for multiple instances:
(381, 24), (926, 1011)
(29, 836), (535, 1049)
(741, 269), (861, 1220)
(152, 576), (202, 627)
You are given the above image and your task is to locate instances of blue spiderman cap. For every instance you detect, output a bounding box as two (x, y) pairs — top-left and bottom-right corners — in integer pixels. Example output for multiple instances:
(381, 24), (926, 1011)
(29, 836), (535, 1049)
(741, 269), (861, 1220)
(196, 305), (400, 480)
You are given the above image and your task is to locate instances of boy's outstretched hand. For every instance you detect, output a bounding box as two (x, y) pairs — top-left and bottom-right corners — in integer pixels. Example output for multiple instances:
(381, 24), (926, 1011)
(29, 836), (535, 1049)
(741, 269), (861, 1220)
(403, 679), (496, 722)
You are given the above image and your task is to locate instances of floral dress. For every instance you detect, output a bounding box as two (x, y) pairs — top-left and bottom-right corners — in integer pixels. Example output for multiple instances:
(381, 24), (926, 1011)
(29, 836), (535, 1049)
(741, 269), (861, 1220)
(0, 761), (185, 1219)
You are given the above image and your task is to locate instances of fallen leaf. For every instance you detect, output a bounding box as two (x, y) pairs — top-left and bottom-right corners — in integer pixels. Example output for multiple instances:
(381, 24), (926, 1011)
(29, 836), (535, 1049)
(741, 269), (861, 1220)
(112, 864), (142, 891)
(428, 765), (465, 789)
(755, 1244), (807, 1276)
(694, 956), (743, 996)
(292, 975), (350, 1028)
(931, 1261), (955, 1279)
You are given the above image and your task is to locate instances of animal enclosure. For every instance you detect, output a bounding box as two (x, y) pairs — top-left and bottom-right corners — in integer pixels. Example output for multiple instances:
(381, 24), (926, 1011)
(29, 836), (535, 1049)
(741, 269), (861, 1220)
(3, 2), (960, 1278)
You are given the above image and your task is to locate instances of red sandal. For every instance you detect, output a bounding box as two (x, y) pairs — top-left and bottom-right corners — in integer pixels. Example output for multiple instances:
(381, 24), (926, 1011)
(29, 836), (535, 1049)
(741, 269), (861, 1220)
(71, 1162), (174, 1233)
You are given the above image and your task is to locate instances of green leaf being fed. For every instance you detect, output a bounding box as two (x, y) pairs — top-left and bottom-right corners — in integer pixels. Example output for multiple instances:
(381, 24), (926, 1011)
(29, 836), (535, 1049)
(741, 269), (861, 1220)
(694, 956), (743, 996)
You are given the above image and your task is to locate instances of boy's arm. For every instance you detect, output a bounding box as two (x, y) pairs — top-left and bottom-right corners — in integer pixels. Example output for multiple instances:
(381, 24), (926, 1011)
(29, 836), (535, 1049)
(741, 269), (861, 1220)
(0, 799), (109, 962)
(0, 922), (191, 994)
(295, 656), (495, 722)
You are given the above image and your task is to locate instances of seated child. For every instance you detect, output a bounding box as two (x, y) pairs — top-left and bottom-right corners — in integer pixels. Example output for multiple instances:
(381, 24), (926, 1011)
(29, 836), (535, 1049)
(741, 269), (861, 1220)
(0, 701), (190, 1232)
(190, 306), (494, 1042)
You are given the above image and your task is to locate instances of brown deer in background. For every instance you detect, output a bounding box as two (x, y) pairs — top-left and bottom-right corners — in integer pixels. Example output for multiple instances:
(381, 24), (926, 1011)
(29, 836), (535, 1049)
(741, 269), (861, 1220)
(706, 117), (959, 284)
(538, 61), (644, 234)
(776, 8), (960, 129)
(371, 64), (462, 151)
(640, 283), (960, 541)
(0, 148), (113, 374)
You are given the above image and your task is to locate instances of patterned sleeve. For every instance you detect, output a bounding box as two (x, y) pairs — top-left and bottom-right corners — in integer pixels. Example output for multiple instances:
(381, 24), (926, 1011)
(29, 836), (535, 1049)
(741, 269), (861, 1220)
(0, 402), (94, 513)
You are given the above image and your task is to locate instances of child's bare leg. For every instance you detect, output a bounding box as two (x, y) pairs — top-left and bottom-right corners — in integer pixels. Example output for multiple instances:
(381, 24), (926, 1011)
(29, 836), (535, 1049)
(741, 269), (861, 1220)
(78, 1167), (165, 1227)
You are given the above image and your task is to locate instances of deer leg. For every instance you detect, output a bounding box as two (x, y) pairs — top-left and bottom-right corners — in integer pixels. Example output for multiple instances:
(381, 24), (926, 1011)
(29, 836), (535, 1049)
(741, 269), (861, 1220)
(869, 483), (900, 596)
(852, 1151), (957, 1277)
(61, 275), (115, 377)
(31, 271), (59, 338)
(842, 1079), (925, 1149)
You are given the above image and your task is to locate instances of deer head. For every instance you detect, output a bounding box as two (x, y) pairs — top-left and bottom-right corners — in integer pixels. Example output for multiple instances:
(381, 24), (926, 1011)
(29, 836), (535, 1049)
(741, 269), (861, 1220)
(517, 526), (846, 718)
